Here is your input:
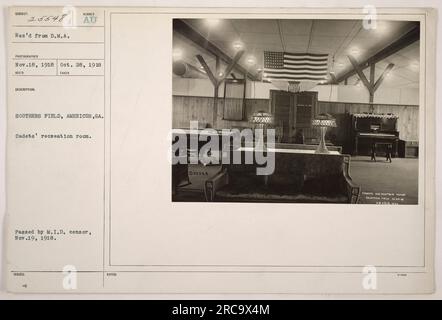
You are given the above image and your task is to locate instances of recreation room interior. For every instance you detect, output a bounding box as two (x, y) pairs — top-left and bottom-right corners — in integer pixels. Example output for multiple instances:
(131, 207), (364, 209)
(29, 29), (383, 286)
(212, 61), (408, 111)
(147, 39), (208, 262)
(171, 18), (420, 204)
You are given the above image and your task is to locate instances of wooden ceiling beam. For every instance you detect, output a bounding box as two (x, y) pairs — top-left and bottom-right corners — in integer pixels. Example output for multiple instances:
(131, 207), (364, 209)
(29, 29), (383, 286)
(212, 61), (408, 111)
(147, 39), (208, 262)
(333, 25), (420, 84)
(218, 50), (245, 83)
(185, 62), (208, 77)
(374, 63), (395, 92)
(348, 55), (372, 91)
(196, 55), (218, 86)
(173, 19), (259, 81)
(329, 73), (338, 84)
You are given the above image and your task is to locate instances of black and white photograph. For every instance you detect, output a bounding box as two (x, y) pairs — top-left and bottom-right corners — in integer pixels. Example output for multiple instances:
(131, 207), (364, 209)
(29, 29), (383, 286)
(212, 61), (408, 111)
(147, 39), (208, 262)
(172, 18), (420, 204)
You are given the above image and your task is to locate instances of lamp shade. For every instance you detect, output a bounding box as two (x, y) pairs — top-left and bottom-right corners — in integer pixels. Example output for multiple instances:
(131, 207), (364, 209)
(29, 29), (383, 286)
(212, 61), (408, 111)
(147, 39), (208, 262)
(312, 113), (337, 128)
(250, 110), (274, 125)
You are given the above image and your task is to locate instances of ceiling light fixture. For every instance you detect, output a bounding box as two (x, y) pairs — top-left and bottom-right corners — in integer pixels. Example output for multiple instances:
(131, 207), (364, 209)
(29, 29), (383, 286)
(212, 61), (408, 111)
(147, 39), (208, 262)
(374, 21), (389, 35)
(246, 56), (256, 65)
(410, 61), (419, 70)
(172, 49), (183, 61)
(205, 19), (220, 28)
(233, 41), (243, 50)
(350, 48), (360, 55)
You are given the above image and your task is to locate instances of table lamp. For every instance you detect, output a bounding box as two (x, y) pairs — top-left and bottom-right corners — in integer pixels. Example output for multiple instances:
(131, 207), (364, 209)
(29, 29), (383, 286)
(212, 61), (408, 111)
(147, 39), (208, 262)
(311, 113), (337, 154)
(250, 110), (274, 150)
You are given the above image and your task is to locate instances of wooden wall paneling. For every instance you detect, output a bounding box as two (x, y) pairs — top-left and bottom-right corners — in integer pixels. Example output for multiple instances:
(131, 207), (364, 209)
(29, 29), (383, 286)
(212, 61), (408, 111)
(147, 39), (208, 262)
(172, 95), (214, 128)
(172, 96), (180, 127)
(172, 96), (419, 141)
(172, 96), (263, 128)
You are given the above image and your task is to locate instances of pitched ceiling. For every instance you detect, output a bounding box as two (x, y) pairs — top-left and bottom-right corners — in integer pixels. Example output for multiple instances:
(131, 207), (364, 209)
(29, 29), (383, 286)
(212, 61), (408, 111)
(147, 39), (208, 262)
(173, 19), (420, 89)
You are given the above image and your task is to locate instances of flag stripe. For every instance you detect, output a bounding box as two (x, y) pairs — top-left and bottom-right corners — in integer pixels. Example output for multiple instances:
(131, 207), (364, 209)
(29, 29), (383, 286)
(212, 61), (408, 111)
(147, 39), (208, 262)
(265, 68), (327, 74)
(283, 62), (328, 69)
(268, 76), (327, 81)
(266, 74), (326, 78)
(284, 58), (328, 66)
(266, 72), (327, 77)
(284, 56), (328, 63)
(284, 52), (329, 57)
(265, 71), (327, 78)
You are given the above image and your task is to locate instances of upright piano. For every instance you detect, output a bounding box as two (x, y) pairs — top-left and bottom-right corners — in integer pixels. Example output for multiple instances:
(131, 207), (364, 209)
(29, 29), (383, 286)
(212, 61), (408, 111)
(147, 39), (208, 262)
(351, 113), (399, 157)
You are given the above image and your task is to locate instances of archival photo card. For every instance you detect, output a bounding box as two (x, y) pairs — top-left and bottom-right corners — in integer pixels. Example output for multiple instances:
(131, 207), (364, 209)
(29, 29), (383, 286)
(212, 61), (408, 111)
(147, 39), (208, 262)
(4, 6), (435, 294)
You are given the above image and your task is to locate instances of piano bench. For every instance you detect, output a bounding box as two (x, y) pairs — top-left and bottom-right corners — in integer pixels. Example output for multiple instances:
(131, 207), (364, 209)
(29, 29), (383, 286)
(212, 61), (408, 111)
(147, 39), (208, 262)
(371, 142), (393, 162)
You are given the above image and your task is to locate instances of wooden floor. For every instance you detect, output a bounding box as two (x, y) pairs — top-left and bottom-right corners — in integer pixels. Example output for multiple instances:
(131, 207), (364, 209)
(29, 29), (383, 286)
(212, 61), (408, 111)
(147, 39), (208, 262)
(349, 156), (419, 204)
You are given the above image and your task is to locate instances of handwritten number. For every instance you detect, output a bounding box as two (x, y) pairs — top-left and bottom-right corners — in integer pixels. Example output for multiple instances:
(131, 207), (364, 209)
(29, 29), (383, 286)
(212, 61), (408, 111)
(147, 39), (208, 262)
(27, 14), (68, 23)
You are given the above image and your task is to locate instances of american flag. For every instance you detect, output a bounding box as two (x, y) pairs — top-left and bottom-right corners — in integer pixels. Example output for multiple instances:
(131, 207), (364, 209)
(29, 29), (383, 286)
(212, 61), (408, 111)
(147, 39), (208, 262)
(263, 51), (329, 82)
